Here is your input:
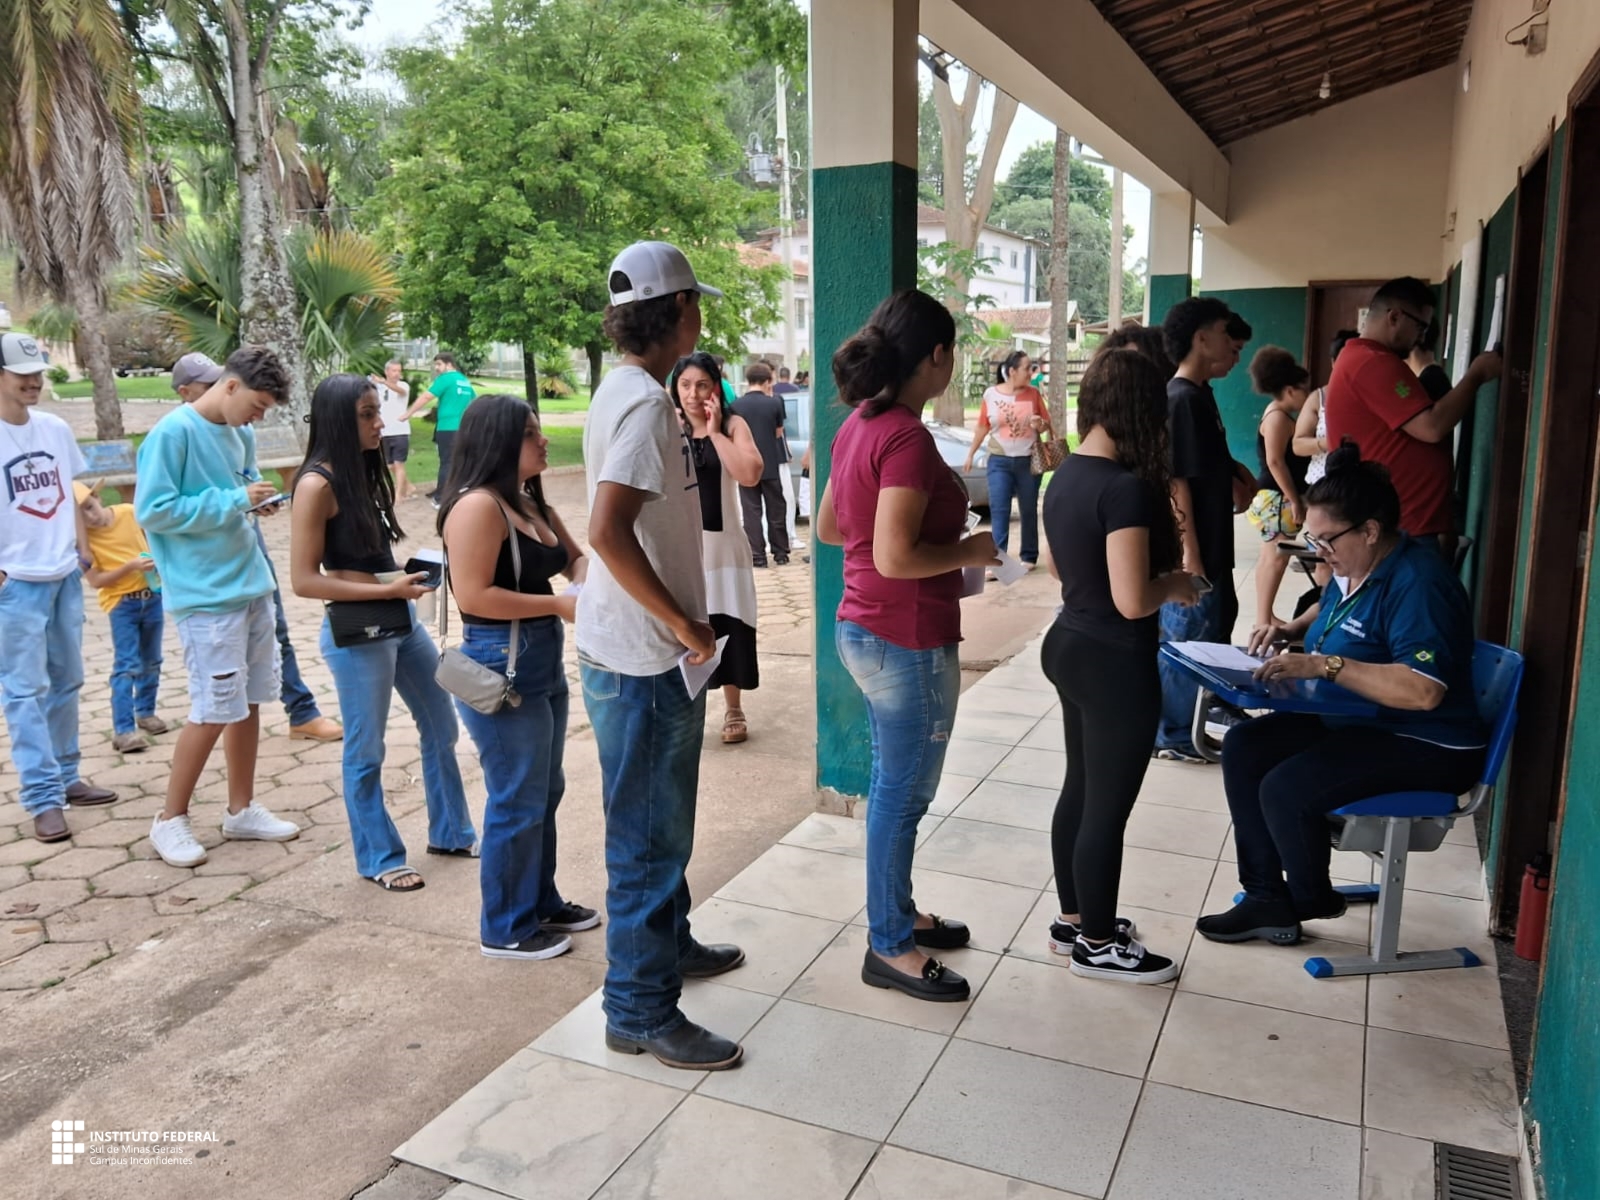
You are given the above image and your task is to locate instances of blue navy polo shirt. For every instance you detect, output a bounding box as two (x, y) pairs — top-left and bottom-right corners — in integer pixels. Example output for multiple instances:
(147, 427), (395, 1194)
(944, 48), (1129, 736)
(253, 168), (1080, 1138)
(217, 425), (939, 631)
(1306, 536), (1486, 748)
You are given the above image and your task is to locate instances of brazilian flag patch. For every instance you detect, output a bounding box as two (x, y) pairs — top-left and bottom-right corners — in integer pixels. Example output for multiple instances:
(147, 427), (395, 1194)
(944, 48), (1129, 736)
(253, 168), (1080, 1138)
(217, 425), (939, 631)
(1414, 649), (1436, 663)
(1394, 381), (1412, 400)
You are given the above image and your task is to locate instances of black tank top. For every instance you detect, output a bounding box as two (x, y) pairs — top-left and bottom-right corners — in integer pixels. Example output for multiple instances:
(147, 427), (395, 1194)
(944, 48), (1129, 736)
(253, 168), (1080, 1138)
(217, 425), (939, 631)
(460, 522), (569, 626)
(1255, 412), (1310, 495)
(300, 466), (397, 574)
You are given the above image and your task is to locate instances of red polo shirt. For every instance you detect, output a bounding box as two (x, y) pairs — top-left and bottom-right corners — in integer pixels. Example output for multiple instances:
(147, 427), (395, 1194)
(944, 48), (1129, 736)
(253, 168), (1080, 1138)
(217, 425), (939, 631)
(1324, 337), (1455, 537)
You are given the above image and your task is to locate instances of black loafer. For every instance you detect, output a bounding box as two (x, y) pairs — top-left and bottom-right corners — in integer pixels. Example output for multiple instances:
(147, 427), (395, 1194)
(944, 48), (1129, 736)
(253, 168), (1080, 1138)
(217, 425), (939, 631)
(605, 1020), (743, 1070)
(861, 950), (971, 1002)
(680, 941), (745, 979)
(1195, 898), (1302, 945)
(912, 914), (970, 950)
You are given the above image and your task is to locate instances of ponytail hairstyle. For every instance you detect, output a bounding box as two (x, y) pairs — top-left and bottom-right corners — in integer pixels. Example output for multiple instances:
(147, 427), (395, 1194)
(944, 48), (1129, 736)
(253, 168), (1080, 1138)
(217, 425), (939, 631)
(1076, 348), (1182, 574)
(1248, 346), (1310, 397)
(1304, 440), (1401, 535)
(996, 349), (1029, 385)
(831, 289), (956, 418)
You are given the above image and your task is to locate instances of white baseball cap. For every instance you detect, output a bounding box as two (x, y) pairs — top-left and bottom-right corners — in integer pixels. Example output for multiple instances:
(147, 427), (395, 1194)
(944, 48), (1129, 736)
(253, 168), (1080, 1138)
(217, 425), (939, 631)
(0, 332), (48, 375)
(607, 241), (723, 306)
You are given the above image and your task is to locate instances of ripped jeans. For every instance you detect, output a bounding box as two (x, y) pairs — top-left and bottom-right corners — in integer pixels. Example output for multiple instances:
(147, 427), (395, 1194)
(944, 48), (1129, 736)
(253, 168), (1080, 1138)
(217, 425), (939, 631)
(836, 621), (961, 957)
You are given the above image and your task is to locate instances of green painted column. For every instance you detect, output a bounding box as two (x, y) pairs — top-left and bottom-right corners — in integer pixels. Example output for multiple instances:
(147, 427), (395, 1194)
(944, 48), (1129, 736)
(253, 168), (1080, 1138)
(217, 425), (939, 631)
(809, 0), (920, 800)
(1147, 274), (1193, 323)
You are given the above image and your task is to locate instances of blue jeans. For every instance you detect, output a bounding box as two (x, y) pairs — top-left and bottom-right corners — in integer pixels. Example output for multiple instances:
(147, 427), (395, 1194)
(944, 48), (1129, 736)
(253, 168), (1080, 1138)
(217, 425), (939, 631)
(108, 592), (164, 733)
(0, 573), (85, 815)
(255, 527), (321, 724)
(319, 614), (475, 879)
(1155, 578), (1240, 753)
(581, 658), (706, 1040)
(455, 619), (571, 946)
(835, 621), (961, 957)
(986, 454), (1040, 563)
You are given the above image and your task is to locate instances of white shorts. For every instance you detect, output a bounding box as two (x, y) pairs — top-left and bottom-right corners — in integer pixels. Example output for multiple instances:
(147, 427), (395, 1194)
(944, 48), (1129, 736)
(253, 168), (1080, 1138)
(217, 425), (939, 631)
(175, 596), (281, 725)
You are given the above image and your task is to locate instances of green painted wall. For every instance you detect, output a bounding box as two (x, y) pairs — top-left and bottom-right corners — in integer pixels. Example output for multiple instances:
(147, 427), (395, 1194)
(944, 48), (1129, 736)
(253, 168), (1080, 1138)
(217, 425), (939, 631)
(810, 161), (919, 798)
(1148, 274), (1193, 325)
(1196, 287), (1309, 465)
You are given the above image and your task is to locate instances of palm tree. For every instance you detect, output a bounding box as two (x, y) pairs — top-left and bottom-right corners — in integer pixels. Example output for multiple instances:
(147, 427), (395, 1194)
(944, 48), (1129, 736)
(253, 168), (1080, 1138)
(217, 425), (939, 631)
(134, 224), (400, 379)
(0, 0), (140, 439)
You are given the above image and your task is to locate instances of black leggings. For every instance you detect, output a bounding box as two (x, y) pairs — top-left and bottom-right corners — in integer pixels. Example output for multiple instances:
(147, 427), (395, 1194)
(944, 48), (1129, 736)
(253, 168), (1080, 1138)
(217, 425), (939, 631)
(1041, 623), (1161, 940)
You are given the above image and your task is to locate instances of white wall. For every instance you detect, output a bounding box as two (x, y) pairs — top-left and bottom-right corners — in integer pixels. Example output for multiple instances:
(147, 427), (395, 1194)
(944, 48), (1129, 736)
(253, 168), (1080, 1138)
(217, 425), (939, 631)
(1201, 68), (1455, 290)
(917, 221), (1036, 306)
(1442, 0), (1600, 276)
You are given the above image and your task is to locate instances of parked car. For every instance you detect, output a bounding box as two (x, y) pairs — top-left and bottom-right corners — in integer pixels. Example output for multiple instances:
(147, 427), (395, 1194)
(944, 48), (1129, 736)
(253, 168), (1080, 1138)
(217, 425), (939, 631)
(780, 390), (991, 512)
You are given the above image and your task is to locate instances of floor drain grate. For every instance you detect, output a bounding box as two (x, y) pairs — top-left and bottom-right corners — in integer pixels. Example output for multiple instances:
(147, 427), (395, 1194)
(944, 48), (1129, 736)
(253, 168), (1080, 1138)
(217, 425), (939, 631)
(1436, 1143), (1521, 1200)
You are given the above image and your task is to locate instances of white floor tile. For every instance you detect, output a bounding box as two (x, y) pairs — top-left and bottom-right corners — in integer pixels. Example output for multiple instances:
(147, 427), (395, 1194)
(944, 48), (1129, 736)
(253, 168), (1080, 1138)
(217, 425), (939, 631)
(951, 710), (1043, 746)
(929, 772), (982, 816)
(785, 925), (999, 1034)
(1136, 762), (1231, 813)
(950, 778), (1058, 831)
(956, 953), (1172, 1077)
(1366, 959), (1510, 1049)
(1360, 1129), (1436, 1200)
(962, 684), (1059, 718)
(1395, 889), (1495, 958)
(890, 1039), (1141, 1196)
(593, 1096), (877, 1200)
(778, 811), (941, 858)
(1403, 842), (1487, 900)
(1118, 846), (1220, 916)
(939, 738), (1013, 779)
(987, 745), (1069, 789)
(683, 897), (844, 996)
(531, 983), (776, 1088)
(1124, 801), (1232, 860)
(698, 999), (946, 1140)
(1019, 718), (1065, 752)
(914, 817), (1054, 888)
(1149, 992), (1366, 1124)
(1108, 1084), (1361, 1200)
(1363, 1027), (1520, 1156)
(1179, 929), (1369, 1025)
(714, 844), (866, 921)
(854, 1146), (1093, 1200)
(393, 1050), (682, 1200)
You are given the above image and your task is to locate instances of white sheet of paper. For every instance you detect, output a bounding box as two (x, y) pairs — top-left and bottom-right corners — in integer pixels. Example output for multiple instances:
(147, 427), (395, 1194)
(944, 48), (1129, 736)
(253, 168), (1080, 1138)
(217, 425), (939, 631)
(1484, 274), (1506, 351)
(678, 636), (730, 700)
(1169, 642), (1266, 672)
(991, 551), (1030, 586)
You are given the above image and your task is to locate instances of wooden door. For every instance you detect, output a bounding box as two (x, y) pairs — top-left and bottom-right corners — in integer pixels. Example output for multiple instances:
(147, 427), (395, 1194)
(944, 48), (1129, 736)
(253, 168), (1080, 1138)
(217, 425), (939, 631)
(1305, 282), (1385, 384)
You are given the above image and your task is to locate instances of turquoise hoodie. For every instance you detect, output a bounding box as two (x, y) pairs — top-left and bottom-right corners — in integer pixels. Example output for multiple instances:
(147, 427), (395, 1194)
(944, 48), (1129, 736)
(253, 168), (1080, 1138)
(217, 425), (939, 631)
(134, 405), (277, 618)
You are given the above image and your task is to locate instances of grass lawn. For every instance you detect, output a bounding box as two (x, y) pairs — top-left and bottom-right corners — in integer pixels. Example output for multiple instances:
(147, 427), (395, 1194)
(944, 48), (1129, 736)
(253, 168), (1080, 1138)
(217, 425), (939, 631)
(468, 376), (591, 414)
(55, 376), (177, 401)
(401, 426), (585, 490)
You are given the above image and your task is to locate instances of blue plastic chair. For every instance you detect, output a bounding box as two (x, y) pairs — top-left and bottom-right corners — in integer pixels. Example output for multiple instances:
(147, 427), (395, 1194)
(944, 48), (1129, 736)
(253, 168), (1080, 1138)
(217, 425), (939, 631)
(1303, 640), (1525, 979)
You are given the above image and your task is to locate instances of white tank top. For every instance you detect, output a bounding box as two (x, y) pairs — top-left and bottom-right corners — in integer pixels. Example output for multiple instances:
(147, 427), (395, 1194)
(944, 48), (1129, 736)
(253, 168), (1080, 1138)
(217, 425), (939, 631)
(1305, 388), (1329, 484)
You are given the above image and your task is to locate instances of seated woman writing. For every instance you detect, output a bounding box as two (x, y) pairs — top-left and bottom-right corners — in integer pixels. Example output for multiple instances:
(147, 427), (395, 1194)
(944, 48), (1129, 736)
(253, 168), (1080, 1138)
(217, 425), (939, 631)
(1196, 442), (1486, 947)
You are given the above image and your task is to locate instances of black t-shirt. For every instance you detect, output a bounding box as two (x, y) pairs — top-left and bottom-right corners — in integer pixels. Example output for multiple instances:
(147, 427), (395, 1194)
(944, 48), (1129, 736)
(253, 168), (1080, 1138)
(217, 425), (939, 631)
(1168, 376), (1235, 579)
(1044, 454), (1162, 649)
(731, 390), (786, 481)
(1418, 363), (1452, 402)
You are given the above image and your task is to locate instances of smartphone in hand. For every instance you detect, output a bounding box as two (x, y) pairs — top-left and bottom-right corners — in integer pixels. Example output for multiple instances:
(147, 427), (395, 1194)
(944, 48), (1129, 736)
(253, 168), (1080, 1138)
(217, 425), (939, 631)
(1193, 575), (1215, 596)
(403, 556), (444, 590)
(248, 493), (291, 512)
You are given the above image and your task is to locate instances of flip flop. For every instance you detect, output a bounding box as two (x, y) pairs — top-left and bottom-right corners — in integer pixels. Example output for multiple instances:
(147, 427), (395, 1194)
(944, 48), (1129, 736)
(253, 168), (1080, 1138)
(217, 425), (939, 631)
(370, 866), (426, 892)
(426, 842), (481, 858)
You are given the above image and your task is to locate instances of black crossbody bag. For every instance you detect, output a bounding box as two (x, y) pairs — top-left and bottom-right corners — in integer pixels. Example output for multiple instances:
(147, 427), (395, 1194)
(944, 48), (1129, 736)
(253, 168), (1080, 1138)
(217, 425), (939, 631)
(326, 597), (412, 647)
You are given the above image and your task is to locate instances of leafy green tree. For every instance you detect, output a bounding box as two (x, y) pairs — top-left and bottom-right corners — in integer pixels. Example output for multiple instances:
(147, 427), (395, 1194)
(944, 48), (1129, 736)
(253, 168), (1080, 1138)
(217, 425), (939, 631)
(381, 0), (783, 407)
(994, 140), (1112, 220)
(0, 0), (140, 438)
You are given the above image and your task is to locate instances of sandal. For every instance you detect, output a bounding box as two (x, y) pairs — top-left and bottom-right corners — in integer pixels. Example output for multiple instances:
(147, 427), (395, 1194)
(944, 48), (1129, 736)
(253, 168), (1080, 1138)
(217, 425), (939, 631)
(722, 708), (749, 744)
(370, 866), (426, 892)
(426, 842), (480, 858)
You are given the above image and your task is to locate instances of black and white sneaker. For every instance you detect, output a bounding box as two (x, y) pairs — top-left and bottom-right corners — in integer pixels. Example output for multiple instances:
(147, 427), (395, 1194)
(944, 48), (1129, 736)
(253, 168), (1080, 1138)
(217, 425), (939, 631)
(1203, 701), (1248, 744)
(1049, 916), (1138, 955)
(1069, 932), (1179, 984)
(542, 901), (602, 932)
(480, 930), (573, 960)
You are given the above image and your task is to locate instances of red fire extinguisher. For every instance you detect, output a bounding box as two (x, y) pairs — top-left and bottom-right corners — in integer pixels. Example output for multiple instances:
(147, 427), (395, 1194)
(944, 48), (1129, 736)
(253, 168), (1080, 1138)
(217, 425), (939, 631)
(1515, 854), (1552, 961)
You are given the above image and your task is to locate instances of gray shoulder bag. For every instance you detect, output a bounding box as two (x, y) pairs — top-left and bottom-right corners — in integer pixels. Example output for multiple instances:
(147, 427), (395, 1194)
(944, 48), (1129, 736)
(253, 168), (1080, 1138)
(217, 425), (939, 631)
(435, 497), (523, 713)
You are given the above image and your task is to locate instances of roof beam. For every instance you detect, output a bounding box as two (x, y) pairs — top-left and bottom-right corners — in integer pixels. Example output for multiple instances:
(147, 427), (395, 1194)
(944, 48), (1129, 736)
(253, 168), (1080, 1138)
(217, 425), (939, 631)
(922, 0), (1231, 220)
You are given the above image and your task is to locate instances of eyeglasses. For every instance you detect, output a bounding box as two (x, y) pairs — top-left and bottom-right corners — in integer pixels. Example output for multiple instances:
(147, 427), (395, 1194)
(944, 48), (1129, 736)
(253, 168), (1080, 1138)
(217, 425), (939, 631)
(1395, 309), (1432, 334)
(1303, 524), (1358, 553)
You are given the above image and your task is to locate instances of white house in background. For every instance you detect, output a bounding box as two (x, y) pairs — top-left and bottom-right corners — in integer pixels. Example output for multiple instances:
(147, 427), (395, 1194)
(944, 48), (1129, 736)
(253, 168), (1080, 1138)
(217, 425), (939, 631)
(746, 207), (1045, 367)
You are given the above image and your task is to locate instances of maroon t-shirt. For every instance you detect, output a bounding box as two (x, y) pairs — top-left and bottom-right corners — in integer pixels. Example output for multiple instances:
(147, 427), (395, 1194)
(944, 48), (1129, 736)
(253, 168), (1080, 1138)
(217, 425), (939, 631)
(831, 404), (968, 649)
(1325, 337), (1454, 537)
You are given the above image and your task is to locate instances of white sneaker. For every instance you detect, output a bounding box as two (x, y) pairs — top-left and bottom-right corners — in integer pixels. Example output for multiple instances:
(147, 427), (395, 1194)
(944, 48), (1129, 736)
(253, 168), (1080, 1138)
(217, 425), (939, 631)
(222, 802), (301, 842)
(150, 814), (208, 868)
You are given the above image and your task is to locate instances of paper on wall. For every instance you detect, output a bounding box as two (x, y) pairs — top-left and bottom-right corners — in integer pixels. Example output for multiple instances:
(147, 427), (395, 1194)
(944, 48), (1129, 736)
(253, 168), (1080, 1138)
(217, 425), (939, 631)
(1484, 274), (1506, 352)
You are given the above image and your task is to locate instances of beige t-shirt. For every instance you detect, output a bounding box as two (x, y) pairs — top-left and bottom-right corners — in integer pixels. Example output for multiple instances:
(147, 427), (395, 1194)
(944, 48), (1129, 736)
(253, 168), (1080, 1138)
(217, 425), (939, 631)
(576, 365), (707, 676)
(982, 386), (1042, 457)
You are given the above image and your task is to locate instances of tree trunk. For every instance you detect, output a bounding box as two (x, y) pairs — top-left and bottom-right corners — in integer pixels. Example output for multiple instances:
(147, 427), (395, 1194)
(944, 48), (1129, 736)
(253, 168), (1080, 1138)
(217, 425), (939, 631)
(587, 343), (605, 397)
(224, 0), (310, 435)
(522, 343), (541, 417)
(65, 276), (124, 441)
(1047, 131), (1073, 432)
(1109, 167), (1125, 329)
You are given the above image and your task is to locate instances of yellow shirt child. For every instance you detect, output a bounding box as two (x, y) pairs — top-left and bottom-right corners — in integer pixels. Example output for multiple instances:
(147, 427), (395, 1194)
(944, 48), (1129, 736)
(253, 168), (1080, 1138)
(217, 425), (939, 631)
(75, 483), (158, 611)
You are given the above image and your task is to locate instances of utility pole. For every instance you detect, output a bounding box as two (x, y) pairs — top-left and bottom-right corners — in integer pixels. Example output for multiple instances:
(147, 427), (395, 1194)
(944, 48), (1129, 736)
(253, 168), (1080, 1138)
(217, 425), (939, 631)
(1109, 166), (1125, 328)
(775, 65), (798, 371)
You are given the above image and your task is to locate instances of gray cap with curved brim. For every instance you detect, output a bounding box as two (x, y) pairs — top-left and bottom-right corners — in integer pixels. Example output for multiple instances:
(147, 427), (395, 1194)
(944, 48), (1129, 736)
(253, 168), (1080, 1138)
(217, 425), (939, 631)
(607, 241), (723, 306)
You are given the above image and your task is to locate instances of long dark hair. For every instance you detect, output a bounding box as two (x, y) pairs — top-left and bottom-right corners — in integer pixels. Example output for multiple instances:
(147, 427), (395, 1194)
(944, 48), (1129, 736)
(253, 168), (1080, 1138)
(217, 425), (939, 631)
(1077, 348), (1182, 573)
(669, 352), (731, 428)
(1305, 440), (1400, 534)
(832, 289), (956, 418)
(435, 393), (548, 531)
(299, 373), (403, 554)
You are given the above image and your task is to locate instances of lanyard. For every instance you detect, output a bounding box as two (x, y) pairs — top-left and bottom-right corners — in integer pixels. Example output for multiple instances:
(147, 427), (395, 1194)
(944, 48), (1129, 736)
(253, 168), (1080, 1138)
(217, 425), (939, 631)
(1313, 582), (1372, 653)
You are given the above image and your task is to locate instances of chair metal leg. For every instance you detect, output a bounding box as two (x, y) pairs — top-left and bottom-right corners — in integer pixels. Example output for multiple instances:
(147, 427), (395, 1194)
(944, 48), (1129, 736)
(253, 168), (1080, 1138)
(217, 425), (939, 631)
(1306, 818), (1483, 978)
(1192, 688), (1222, 763)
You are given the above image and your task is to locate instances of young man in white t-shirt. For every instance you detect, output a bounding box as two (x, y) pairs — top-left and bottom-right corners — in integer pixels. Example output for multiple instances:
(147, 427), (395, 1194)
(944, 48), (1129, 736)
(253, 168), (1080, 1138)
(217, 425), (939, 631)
(0, 333), (120, 842)
(371, 361), (415, 500)
(577, 242), (745, 1071)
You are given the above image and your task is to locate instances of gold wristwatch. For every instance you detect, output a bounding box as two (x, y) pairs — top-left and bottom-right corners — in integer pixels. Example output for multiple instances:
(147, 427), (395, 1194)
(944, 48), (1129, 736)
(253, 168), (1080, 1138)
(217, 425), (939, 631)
(1322, 655), (1346, 683)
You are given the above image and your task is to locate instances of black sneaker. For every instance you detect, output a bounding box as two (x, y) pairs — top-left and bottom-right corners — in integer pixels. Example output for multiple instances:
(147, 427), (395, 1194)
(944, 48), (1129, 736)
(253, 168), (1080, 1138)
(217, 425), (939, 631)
(752, 558), (768, 568)
(1069, 932), (1180, 984)
(1153, 745), (1208, 764)
(480, 930), (573, 960)
(542, 901), (601, 932)
(773, 554), (790, 566)
(1049, 915), (1138, 955)
(1195, 898), (1302, 945)
(1295, 891), (1349, 923)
